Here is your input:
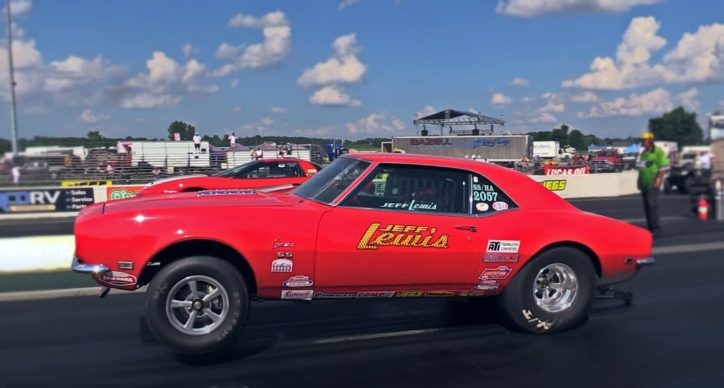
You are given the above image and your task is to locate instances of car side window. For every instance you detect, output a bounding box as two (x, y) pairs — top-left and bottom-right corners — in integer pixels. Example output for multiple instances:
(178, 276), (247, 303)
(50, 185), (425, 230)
(340, 164), (470, 215)
(241, 162), (302, 178)
(470, 173), (518, 214)
(240, 163), (272, 178)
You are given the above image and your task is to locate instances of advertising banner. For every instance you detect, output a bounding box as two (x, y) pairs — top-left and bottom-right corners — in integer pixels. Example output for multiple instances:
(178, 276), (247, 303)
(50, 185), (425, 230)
(543, 166), (589, 175)
(106, 185), (145, 201)
(0, 188), (94, 213)
(61, 180), (113, 187)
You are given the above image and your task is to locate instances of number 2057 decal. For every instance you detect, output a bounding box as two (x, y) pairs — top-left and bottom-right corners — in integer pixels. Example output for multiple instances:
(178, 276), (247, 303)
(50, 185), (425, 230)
(541, 180), (566, 191)
(473, 191), (498, 201)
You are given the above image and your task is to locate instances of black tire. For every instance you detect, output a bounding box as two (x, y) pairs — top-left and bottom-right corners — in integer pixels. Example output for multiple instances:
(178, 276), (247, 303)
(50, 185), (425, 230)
(144, 256), (250, 355)
(498, 247), (596, 334)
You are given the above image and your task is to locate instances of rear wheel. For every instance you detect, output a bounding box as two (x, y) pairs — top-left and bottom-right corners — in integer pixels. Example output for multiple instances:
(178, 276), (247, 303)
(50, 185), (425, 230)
(144, 256), (250, 355)
(498, 247), (596, 334)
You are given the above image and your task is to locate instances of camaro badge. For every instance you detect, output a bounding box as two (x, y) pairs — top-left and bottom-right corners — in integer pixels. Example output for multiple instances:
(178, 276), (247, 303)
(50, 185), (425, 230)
(357, 223), (449, 250)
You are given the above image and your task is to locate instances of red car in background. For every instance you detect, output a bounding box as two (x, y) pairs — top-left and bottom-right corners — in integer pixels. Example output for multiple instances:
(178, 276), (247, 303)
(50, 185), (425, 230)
(136, 158), (323, 196)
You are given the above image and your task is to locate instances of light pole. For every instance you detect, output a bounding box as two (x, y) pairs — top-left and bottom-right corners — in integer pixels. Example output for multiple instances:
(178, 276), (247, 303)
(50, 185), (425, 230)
(5, 0), (19, 156)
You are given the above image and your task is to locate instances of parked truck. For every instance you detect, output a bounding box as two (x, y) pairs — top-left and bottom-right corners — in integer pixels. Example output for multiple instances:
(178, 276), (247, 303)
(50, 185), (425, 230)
(390, 135), (534, 164)
(533, 141), (560, 159)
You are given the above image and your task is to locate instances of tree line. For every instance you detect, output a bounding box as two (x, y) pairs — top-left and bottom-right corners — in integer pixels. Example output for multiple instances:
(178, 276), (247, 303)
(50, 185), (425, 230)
(0, 107), (707, 154)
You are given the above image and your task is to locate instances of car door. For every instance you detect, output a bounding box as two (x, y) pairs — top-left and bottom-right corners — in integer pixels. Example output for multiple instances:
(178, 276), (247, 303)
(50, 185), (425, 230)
(314, 163), (483, 290)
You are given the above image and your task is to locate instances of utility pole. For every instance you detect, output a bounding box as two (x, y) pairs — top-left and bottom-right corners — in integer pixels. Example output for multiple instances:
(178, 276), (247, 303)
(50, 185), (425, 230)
(5, 0), (19, 156)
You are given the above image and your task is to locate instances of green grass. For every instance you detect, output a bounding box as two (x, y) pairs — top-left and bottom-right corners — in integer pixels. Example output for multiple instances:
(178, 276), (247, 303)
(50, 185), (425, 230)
(0, 270), (98, 293)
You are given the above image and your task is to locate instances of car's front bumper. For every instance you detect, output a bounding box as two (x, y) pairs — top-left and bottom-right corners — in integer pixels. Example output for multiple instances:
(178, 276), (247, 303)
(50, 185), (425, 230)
(70, 255), (109, 274)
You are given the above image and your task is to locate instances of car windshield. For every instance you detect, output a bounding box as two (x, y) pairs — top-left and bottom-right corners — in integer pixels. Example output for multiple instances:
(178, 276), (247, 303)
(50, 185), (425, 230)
(597, 151), (615, 157)
(211, 161), (257, 178)
(292, 157), (371, 205)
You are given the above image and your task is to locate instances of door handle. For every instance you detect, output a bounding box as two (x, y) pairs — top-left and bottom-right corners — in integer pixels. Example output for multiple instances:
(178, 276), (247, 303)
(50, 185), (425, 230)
(455, 225), (477, 232)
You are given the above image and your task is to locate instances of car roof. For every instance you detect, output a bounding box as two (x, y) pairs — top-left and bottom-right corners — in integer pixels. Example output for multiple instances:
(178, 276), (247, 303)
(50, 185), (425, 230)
(340, 153), (573, 210)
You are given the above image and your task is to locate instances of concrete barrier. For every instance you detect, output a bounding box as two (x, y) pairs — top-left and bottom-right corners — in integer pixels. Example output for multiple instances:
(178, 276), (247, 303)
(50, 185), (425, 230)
(531, 171), (639, 199)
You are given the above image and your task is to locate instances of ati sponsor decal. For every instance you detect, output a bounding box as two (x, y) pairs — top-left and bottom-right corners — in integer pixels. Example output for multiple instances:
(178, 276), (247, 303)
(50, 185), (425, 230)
(381, 200), (437, 211)
(271, 258), (293, 273)
(106, 186), (144, 201)
(314, 293), (356, 298)
(541, 180), (566, 191)
(487, 240), (520, 253)
(475, 280), (499, 290)
(483, 252), (520, 263)
(395, 291), (423, 297)
(409, 138), (452, 146)
(480, 266), (512, 280)
(98, 271), (137, 286)
(356, 291), (395, 298)
(492, 202), (508, 211)
(544, 166), (589, 175)
(282, 275), (314, 287)
(475, 202), (489, 212)
(281, 290), (314, 299)
(423, 291), (455, 297)
(357, 223), (449, 250)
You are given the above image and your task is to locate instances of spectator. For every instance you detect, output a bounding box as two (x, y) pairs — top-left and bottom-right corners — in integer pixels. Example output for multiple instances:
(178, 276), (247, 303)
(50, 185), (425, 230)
(193, 133), (201, 153)
(285, 142), (293, 156)
(229, 132), (236, 152)
(699, 150), (714, 181)
(11, 164), (19, 185)
(151, 166), (161, 179)
(279, 144), (285, 158)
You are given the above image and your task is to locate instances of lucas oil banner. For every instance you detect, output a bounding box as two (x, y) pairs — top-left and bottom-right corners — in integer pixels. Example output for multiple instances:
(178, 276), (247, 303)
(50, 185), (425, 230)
(0, 188), (94, 213)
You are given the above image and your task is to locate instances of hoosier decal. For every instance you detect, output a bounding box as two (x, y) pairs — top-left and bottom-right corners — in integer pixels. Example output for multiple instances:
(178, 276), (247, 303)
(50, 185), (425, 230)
(357, 223), (449, 250)
(479, 266), (512, 280)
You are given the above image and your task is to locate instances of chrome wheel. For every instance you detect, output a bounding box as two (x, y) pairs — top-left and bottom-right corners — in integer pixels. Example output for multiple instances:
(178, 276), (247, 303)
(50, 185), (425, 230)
(533, 263), (578, 313)
(165, 275), (229, 336)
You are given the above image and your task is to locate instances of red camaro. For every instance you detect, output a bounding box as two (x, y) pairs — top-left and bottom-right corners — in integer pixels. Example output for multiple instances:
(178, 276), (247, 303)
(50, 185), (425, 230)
(136, 158), (323, 196)
(71, 153), (655, 356)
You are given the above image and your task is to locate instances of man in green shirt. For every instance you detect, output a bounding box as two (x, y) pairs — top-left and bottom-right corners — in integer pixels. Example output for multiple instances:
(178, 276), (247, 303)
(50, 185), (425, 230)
(637, 132), (669, 237)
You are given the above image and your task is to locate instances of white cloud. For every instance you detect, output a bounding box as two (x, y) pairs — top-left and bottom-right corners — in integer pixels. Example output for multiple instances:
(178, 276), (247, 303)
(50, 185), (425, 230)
(415, 106), (437, 118)
(240, 117), (275, 134)
(232, 106), (242, 112)
(309, 85), (362, 107)
(182, 43), (198, 58)
(7, 0), (32, 16)
(271, 106), (287, 114)
(230, 78), (239, 88)
(297, 33), (367, 88)
(513, 110), (558, 125)
(79, 109), (109, 123)
(570, 91), (600, 103)
(209, 11), (292, 77)
(520, 97), (534, 104)
(491, 93), (513, 107)
(338, 0), (360, 9)
(563, 17), (724, 90)
(510, 77), (529, 86)
(539, 92), (565, 113)
(576, 87), (699, 118)
(295, 126), (336, 136)
(496, 0), (662, 18)
(677, 88), (700, 112)
(118, 51), (218, 109)
(345, 113), (406, 135)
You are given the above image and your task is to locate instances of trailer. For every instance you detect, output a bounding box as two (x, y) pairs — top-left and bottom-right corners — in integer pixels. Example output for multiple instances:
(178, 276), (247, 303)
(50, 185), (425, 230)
(533, 141), (560, 158)
(390, 135), (533, 163)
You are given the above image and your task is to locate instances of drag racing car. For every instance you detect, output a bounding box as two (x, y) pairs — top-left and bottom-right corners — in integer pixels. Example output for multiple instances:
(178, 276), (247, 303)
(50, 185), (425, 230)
(71, 153), (655, 356)
(136, 158), (322, 196)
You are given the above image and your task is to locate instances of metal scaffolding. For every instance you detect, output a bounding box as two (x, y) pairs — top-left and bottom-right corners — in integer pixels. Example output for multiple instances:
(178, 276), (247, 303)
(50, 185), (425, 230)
(413, 109), (506, 136)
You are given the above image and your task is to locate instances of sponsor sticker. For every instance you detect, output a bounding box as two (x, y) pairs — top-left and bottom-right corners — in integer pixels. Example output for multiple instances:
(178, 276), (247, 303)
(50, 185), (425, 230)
(395, 291), (423, 297)
(272, 239), (294, 248)
(314, 292), (356, 298)
(475, 202), (489, 212)
(479, 266), (512, 280)
(271, 258), (293, 273)
(281, 290), (314, 299)
(381, 200), (438, 211)
(492, 202), (508, 211)
(106, 186), (145, 201)
(541, 180), (566, 191)
(357, 223), (449, 250)
(423, 291), (455, 297)
(98, 271), (137, 286)
(356, 291), (395, 298)
(483, 252), (520, 263)
(475, 280), (499, 290)
(487, 240), (520, 253)
(282, 275), (314, 287)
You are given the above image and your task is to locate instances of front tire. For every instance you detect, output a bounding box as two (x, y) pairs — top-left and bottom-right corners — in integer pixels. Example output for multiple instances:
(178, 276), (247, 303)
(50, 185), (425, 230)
(498, 247), (596, 334)
(144, 256), (250, 355)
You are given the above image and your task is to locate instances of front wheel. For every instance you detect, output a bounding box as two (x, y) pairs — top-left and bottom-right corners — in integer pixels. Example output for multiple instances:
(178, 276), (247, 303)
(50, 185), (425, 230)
(144, 256), (250, 355)
(498, 247), (596, 334)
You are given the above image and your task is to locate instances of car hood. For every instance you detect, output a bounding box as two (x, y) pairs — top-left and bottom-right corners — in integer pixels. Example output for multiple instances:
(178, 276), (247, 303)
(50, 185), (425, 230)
(103, 188), (296, 214)
(591, 157), (616, 161)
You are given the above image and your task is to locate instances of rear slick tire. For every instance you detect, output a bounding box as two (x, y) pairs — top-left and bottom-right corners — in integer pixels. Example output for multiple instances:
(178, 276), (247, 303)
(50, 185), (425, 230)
(144, 256), (250, 355)
(498, 247), (596, 334)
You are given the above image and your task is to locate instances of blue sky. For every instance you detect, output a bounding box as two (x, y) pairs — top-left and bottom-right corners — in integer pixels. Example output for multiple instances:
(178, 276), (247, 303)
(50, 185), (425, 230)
(1, 0), (723, 141)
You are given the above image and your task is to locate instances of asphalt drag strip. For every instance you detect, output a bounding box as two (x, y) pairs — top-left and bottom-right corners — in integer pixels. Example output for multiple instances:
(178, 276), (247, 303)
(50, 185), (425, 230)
(0, 242), (723, 387)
